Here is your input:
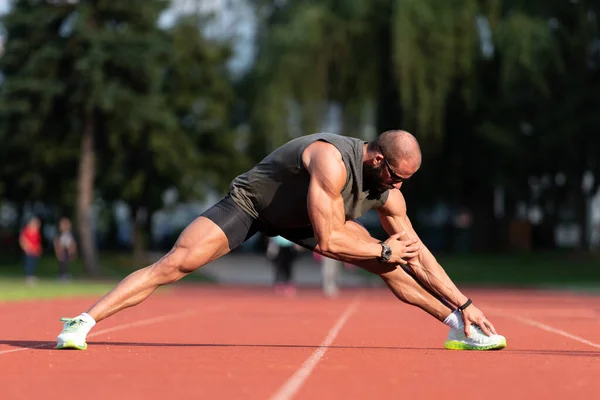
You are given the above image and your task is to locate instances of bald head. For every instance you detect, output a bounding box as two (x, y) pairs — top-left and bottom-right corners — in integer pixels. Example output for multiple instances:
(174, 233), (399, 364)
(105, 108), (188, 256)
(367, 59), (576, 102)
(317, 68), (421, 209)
(370, 130), (422, 169)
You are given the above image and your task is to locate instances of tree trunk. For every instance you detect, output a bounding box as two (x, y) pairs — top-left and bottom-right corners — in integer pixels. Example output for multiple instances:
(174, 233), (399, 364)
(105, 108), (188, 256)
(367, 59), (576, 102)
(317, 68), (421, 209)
(77, 113), (100, 275)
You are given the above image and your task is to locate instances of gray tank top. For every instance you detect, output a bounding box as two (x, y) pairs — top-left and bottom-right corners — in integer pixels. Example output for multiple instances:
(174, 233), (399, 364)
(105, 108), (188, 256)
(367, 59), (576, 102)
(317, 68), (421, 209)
(230, 133), (390, 229)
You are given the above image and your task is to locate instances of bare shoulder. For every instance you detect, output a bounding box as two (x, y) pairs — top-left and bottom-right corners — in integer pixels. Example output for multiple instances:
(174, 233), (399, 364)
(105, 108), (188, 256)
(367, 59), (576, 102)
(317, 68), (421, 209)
(301, 140), (347, 191)
(379, 189), (407, 217)
(302, 140), (342, 166)
(302, 141), (344, 173)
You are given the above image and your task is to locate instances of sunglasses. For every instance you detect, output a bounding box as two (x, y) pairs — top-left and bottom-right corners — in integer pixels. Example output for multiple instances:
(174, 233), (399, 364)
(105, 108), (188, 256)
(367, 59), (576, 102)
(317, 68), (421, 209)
(380, 146), (407, 183)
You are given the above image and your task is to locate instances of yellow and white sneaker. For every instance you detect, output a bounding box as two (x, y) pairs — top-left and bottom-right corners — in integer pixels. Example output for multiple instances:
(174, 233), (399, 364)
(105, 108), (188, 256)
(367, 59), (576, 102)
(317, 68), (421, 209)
(444, 325), (507, 350)
(56, 316), (94, 350)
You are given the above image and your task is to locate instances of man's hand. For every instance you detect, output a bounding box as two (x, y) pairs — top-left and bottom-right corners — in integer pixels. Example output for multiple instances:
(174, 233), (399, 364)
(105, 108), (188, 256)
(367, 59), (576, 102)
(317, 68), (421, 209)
(383, 232), (420, 265)
(460, 304), (498, 337)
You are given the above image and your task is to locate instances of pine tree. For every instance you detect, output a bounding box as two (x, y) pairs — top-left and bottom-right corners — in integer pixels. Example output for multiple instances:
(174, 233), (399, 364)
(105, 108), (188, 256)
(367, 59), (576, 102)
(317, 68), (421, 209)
(1, 1), (196, 271)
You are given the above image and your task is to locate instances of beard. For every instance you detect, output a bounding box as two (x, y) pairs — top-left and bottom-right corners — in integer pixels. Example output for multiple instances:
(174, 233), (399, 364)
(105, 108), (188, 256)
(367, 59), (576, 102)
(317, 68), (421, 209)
(363, 164), (391, 196)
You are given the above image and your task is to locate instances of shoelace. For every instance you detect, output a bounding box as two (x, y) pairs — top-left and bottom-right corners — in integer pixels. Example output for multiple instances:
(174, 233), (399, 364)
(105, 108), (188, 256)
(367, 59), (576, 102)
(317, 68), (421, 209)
(60, 318), (85, 333)
(470, 325), (493, 343)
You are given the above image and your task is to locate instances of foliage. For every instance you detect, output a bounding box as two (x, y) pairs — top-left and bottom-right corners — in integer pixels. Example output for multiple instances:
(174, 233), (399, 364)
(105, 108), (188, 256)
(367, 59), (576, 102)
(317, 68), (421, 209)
(0, 1), (239, 269)
(244, 0), (600, 250)
(1, 0), (599, 253)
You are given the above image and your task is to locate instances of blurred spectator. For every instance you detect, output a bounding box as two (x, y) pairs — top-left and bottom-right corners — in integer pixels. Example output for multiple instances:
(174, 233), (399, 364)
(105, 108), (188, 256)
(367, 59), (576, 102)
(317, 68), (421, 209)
(313, 253), (342, 298)
(266, 236), (300, 296)
(19, 216), (42, 285)
(53, 217), (77, 281)
(452, 207), (473, 253)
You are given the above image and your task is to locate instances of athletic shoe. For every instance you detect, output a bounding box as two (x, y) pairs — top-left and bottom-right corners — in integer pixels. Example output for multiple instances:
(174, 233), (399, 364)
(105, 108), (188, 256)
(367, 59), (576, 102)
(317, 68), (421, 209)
(56, 316), (93, 350)
(444, 325), (507, 350)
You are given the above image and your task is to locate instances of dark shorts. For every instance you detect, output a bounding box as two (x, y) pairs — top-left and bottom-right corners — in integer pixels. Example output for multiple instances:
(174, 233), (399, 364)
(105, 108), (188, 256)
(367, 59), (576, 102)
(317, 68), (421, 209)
(201, 196), (318, 251)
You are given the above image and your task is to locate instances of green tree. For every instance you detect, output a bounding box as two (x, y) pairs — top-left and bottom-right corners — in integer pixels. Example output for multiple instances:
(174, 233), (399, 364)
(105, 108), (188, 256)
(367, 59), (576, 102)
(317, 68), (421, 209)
(1, 0), (175, 272)
(99, 14), (240, 257)
(244, 0), (381, 159)
(244, 0), (599, 251)
(1, 1), (241, 267)
(472, 0), (599, 249)
(0, 0), (84, 245)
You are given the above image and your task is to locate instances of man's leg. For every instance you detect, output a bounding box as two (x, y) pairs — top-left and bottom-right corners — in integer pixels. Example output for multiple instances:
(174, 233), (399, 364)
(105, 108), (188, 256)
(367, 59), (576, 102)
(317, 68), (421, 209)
(324, 225), (453, 321)
(57, 196), (257, 350)
(284, 221), (452, 321)
(86, 216), (231, 322)
(289, 222), (506, 350)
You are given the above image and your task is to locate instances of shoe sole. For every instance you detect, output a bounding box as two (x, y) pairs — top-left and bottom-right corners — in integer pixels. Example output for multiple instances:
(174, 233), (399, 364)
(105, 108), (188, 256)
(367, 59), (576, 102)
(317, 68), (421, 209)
(56, 340), (87, 350)
(444, 337), (507, 351)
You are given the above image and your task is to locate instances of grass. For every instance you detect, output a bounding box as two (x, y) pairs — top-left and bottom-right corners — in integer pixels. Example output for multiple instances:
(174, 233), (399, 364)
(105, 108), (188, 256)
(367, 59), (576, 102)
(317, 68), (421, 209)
(0, 251), (214, 280)
(0, 277), (116, 302)
(0, 251), (213, 302)
(0, 252), (134, 302)
(2, 250), (599, 302)
(0, 252), (142, 279)
(437, 251), (600, 289)
(349, 250), (600, 290)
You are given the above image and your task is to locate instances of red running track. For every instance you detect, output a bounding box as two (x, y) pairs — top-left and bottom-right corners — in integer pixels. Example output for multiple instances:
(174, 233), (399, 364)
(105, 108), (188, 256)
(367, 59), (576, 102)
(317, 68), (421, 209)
(1, 286), (600, 400)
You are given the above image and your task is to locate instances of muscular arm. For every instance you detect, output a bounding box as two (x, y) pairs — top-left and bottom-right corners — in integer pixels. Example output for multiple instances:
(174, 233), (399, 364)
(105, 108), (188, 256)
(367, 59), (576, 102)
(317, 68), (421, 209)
(377, 190), (468, 308)
(302, 141), (383, 260)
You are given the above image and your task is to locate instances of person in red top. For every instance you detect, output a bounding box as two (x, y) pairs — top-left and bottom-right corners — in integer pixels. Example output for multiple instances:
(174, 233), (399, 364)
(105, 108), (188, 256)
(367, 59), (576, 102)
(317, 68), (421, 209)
(19, 216), (42, 284)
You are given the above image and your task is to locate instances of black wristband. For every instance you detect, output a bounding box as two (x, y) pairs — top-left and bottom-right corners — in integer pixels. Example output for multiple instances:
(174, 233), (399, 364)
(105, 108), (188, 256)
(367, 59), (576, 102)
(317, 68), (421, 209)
(457, 298), (472, 312)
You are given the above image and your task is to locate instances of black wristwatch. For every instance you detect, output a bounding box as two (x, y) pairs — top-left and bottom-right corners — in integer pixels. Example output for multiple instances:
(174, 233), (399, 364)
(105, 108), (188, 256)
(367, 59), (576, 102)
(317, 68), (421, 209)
(378, 241), (392, 262)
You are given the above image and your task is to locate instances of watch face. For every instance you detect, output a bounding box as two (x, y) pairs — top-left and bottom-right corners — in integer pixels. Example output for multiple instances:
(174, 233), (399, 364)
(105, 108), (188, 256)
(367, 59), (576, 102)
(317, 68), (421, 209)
(382, 244), (392, 260)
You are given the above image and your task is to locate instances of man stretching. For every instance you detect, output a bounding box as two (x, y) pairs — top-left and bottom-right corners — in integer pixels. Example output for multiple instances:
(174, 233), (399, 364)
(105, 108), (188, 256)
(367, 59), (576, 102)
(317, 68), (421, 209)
(57, 130), (506, 351)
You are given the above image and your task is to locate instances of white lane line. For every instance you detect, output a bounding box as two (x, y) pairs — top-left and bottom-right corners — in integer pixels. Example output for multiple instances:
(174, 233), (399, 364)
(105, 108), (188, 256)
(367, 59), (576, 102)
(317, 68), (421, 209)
(269, 296), (361, 400)
(0, 309), (196, 355)
(89, 309), (196, 338)
(490, 308), (600, 349)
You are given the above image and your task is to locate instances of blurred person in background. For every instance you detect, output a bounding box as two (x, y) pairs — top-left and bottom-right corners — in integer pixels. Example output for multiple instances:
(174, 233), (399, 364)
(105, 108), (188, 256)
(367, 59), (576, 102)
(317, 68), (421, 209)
(53, 217), (77, 281)
(56, 131), (506, 351)
(452, 207), (474, 253)
(313, 252), (342, 298)
(19, 216), (42, 285)
(266, 235), (301, 296)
